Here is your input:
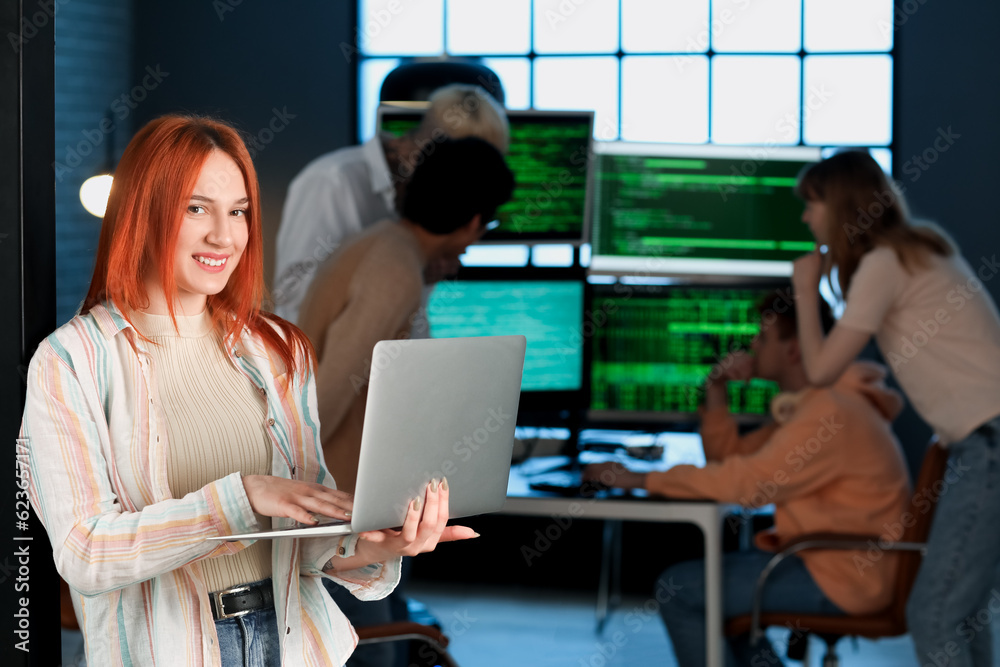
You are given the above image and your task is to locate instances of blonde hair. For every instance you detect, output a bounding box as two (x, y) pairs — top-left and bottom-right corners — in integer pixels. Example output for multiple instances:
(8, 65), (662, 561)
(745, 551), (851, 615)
(414, 84), (509, 153)
(795, 150), (954, 298)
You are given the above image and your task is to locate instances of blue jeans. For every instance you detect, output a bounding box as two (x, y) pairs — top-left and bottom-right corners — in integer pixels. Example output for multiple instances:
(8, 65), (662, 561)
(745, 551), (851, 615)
(658, 550), (843, 667)
(215, 606), (281, 667)
(323, 577), (395, 667)
(906, 416), (1000, 667)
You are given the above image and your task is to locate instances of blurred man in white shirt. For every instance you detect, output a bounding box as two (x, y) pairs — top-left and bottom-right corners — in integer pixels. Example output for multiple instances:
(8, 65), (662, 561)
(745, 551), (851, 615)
(272, 84), (509, 324)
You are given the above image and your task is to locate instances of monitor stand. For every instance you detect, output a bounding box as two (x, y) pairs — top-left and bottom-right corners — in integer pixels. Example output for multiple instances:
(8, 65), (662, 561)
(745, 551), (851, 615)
(557, 409), (583, 469)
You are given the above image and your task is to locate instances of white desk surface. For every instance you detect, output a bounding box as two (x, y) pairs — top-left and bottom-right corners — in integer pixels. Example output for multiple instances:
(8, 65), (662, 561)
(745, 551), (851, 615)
(500, 440), (731, 667)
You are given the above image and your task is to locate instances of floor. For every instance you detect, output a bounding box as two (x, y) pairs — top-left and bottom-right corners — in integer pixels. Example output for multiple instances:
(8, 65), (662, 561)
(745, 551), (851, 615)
(407, 581), (1000, 667)
(60, 581), (1000, 666)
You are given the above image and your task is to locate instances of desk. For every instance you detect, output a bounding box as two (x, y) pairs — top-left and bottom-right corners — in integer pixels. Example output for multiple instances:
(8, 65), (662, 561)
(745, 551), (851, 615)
(503, 468), (731, 667)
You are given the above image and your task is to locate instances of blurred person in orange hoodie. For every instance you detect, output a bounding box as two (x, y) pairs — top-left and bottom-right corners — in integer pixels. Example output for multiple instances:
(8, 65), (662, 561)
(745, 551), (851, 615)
(584, 291), (911, 667)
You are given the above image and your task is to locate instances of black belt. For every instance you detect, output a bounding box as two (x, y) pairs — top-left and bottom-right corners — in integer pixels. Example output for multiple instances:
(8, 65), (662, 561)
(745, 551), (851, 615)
(209, 579), (274, 621)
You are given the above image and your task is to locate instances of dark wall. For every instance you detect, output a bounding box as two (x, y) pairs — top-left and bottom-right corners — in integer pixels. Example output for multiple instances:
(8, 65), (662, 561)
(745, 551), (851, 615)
(890, 0), (1000, 467)
(895, 0), (1000, 287)
(132, 0), (357, 288)
(54, 0), (133, 326)
(2, 0), (60, 663)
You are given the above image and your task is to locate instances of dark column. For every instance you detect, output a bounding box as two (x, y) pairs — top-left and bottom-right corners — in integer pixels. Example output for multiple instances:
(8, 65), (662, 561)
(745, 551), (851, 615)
(0, 0), (59, 665)
(892, 0), (1000, 474)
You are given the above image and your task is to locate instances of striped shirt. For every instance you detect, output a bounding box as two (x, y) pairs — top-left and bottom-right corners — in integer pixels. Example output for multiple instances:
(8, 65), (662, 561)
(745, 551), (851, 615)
(20, 302), (399, 666)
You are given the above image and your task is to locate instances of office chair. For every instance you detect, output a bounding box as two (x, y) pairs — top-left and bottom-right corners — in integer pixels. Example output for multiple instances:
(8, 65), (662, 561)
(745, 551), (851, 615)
(725, 439), (949, 666)
(355, 621), (460, 667)
(379, 58), (505, 105)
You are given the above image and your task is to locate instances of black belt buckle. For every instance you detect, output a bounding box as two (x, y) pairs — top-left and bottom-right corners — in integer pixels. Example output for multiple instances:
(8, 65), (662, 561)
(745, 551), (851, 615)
(210, 580), (274, 621)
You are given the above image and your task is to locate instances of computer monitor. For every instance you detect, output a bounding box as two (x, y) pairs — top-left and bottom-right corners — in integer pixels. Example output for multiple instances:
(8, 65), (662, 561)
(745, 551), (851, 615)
(425, 267), (589, 414)
(377, 106), (594, 243)
(587, 279), (787, 425)
(590, 143), (822, 277)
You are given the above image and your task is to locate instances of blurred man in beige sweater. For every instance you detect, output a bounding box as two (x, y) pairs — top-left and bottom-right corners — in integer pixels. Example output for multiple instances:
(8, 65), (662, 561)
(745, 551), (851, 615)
(274, 85), (509, 324)
(297, 137), (512, 667)
(298, 137), (514, 496)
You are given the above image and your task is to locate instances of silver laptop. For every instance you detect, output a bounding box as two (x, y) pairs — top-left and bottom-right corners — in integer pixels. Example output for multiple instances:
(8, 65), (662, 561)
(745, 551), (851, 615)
(210, 335), (526, 540)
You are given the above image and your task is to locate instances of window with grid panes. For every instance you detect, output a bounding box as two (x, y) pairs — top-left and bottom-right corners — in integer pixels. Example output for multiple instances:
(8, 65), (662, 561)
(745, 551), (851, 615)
(358, 0), (893, 163)
(356, 0), (894, 267)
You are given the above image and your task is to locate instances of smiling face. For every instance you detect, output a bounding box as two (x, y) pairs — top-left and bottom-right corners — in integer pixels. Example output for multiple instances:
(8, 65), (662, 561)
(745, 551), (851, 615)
(144, 150), (249, 315)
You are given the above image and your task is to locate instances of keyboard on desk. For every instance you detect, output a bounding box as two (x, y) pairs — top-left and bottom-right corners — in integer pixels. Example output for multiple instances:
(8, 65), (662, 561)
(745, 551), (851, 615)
(527, 470), (610, 497)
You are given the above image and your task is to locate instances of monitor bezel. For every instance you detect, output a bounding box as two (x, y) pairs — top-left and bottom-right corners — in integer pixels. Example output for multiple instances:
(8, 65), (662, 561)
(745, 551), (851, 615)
(376, 105), (595, 245)
(428, 266), (592, 415)
(588, 141), (822, 279)
(585, 277), (793, 426)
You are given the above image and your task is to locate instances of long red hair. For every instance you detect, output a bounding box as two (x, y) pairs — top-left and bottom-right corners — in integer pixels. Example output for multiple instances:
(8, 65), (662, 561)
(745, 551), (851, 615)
(82, 114), (313, 376)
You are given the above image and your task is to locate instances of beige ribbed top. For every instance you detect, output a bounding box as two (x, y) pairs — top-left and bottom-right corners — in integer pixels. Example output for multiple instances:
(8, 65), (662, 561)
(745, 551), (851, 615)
(132, 310), (272, 594)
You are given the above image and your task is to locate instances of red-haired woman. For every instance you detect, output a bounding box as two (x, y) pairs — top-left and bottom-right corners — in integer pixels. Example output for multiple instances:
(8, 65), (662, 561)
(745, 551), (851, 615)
(20, 115), (473, 666)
